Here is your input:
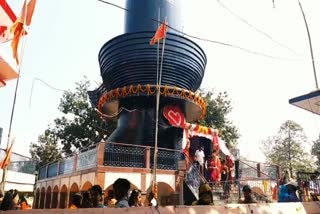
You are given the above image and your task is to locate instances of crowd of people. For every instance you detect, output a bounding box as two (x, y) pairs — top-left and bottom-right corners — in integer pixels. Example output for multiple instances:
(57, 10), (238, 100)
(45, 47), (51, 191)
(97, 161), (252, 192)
(188, 142), (235, 198)
(0, 189), (31, 210)
(69, 178), (157, 209)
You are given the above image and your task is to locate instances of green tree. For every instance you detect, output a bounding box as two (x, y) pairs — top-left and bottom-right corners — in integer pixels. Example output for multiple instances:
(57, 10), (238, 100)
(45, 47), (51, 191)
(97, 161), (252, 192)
(197, 89), (240, 148)
(262, 120), (314, 175)
(30, 77), (117, 159)
(29, 131), (62, 166)
(52, 77), (116, 154)
(311, 134), (320, 170)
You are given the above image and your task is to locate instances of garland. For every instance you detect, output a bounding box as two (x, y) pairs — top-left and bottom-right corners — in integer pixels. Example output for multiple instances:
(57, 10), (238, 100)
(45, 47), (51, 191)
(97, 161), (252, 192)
(98, 84), (206, 119)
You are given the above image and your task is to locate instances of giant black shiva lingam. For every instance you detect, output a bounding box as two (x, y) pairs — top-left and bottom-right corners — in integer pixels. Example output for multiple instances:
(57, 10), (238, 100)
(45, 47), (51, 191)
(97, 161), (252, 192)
(89, 0), (207, 149)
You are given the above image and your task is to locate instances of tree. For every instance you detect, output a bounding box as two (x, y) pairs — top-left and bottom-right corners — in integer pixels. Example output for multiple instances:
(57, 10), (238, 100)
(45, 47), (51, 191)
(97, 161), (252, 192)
(30, 77), (117, 159)
(29, 131), (62, 166)
(197, 89), (240, 148)
(311, 134), (320, 171)
(262, 120), (314, 175)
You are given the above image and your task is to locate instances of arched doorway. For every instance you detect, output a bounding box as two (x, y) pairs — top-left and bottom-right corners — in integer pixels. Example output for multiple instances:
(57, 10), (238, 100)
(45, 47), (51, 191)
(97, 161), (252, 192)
(45, 186), (52, 208)
(59, 185), (68, 209)
(81, 181), (92, 192)
(81, 181), (92, 208)
(39, 187), (45, 209)
(51, 185), (59, 209)
(34, 188), (40, 209)
(146, 182), (175, 206)
(69, 183), (79, 207)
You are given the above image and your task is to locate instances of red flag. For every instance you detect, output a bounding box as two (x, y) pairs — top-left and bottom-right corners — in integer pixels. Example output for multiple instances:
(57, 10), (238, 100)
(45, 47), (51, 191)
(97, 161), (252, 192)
(0, 0), (17, 43)
(11, 0), (37, 65)
(0, 138), (15, 169)
(150, 21), (167, 45)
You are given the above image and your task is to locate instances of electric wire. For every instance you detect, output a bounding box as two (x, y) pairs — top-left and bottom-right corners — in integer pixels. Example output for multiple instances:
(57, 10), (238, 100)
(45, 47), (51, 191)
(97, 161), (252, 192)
(96, 0), (302, 61)
(216, 0), (299, 56)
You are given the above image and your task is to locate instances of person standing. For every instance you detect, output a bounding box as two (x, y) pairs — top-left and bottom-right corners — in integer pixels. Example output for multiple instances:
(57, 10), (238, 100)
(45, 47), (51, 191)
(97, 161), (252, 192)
(128, 189), (143, 207)
(239, 185), (257, 204)
(113, 178), (131, 208)
(69, 193), (82, 209)
(195, 146), (205, 175)
(89, 185), (106, 208)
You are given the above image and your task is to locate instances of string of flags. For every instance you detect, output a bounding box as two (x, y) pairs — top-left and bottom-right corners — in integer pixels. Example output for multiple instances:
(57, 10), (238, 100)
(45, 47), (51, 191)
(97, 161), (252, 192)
(0, 0), (37, 87)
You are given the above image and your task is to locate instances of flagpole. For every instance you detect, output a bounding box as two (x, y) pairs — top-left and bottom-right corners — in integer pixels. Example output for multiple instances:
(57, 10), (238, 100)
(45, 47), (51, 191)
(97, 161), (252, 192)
(152, 18), (167, 200)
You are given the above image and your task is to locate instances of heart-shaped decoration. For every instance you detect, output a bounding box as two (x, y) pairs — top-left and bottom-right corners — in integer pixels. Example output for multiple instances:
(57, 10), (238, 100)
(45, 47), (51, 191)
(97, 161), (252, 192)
(168, 110), (181, 126)
(163, 105), (185, 127)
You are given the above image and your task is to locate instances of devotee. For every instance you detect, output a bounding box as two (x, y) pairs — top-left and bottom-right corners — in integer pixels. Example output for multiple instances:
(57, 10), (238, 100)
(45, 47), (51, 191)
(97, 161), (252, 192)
(104, 190), (116, 207)
(81, 192), (92, 208)
(89, 185), (106, 208)
(206, 151), (221, 184)
(0, 189), (19, 210)
(69, 192), (83, 209)
(220, 159), (230, 198)
(19, 195), (30, 210)
(239, 185), (257, 204)
(113, 178), (130, 208)
(195, 145), (205, 174)
(192, 183), (214, 205)
(128, 189), (143, 207)
(278, 181), (300, 202)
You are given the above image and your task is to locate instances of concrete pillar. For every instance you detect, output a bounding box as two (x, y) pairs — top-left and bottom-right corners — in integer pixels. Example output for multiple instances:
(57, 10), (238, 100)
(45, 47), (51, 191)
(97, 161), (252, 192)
(145, 147), (151, 169)
(257, 163), (261, 178)
(97, 143), (105, 166)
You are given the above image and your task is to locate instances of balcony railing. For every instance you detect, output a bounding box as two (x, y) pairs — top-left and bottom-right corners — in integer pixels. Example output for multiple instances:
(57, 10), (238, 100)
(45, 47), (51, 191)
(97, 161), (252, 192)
(38, 142), (182, 180)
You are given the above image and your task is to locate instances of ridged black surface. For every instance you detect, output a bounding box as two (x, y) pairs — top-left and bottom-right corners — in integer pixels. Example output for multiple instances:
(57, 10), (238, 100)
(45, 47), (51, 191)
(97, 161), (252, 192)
(107, 96), (182, 149)
(98, 32), (206, 92)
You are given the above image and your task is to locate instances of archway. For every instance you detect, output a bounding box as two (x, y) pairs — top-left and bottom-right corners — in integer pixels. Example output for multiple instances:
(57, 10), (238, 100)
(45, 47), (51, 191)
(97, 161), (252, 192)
(81, 181), (92, 192)
(69, 183), (80, 207)
(39, 187), (45, 209)
(81, 181), (92, 208)
(146, 182), (175, 206)
(34, 188), (40, 209)
(51, 185), (59, 209)
(45, 186), (52, 208)
(59, 185), (68, 209)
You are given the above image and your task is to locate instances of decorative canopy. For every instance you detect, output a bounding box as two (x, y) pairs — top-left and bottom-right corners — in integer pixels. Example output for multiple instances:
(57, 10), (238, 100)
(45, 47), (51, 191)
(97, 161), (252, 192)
(289, 90), (320, 115)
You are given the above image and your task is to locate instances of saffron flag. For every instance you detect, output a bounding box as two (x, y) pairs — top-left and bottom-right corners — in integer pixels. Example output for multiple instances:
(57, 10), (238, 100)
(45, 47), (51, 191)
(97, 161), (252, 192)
(150, 21), (167, 45)
(0, 0), (17, 43)
(11, 0), (37, 65)
(0, 138), (15, 169)
(0, 51), (18, 87)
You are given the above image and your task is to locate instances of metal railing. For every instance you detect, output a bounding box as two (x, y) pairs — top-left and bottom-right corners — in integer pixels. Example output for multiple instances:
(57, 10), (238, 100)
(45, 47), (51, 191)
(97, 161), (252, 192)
(104, 142), (146, 168)
(38, 142), (182, 180)
(8, 160), (36, 174)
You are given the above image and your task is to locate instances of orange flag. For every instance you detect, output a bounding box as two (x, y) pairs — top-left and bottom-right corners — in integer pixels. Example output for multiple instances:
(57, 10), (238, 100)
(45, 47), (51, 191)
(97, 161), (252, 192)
(150, 21), (167, 45)
(11, 0), (37, 65)
(0, 138), (15, 169)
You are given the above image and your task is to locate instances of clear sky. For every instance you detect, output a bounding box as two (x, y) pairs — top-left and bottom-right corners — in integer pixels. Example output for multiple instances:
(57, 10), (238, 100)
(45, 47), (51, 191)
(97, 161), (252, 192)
(0, 0), (320, 161)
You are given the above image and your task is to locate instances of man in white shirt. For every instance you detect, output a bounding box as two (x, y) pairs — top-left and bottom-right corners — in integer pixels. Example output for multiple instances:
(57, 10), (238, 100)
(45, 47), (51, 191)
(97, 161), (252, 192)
(195, 146), (205, 174)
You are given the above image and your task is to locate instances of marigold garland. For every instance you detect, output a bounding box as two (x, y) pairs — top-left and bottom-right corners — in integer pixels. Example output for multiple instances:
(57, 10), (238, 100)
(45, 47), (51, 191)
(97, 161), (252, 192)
(98, 84), (207, 119)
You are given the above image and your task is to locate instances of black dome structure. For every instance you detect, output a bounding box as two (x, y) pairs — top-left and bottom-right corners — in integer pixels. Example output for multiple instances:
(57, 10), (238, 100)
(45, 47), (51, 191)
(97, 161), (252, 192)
(89, 0), (207, 149)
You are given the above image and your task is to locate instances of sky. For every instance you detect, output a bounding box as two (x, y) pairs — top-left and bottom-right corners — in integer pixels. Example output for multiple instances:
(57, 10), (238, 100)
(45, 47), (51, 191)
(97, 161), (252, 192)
(0, 0), (320, 161)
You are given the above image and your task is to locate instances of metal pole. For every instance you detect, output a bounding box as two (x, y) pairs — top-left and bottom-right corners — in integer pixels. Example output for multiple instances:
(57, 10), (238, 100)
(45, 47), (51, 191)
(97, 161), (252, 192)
(298, 0), (318, 89)
(288, 125), (292, 176)
(153, 32), (166, 199)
